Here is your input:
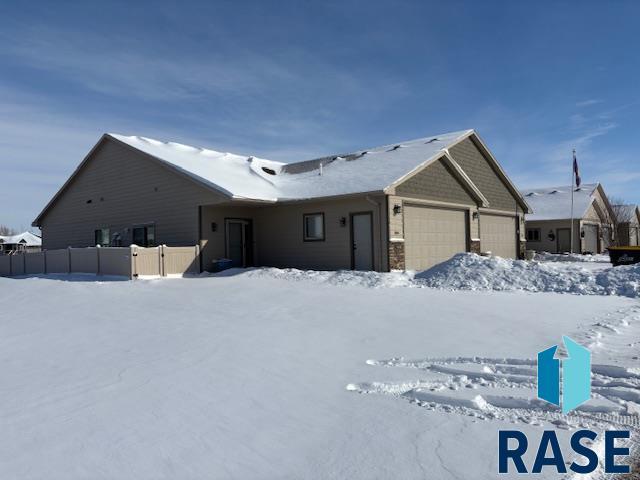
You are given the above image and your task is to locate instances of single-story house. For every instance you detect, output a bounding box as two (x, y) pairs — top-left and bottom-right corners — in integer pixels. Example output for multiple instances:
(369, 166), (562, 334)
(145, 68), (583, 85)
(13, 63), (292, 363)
(521, 183), (615, 254)
(0, 231), (42, 254)
(612, 204), (640, 246)
(33, 129), (531, 272)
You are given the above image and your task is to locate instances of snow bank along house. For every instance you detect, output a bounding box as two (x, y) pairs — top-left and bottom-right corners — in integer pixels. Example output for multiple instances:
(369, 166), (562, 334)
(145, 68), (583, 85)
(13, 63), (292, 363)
(521, 183), (615, 254)
(0, 232), (41, 254)
(32, 130), (531, 272)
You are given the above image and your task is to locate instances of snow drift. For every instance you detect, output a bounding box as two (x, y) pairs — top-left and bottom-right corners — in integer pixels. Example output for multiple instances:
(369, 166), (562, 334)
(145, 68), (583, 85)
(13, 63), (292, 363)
(219, 253), (640, 298)
(416, 253), (640, 296)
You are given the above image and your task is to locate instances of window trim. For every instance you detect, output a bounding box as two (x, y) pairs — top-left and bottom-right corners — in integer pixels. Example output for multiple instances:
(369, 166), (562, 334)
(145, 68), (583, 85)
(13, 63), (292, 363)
(303, 212), (325, 242)
(526, 228), (541, 242)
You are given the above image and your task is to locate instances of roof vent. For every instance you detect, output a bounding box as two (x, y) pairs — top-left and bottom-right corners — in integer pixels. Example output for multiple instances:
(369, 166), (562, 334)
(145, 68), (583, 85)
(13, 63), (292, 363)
(425, 138), (439, 144)
(261, 167), (276, 176)
(388, 145), (402, 151)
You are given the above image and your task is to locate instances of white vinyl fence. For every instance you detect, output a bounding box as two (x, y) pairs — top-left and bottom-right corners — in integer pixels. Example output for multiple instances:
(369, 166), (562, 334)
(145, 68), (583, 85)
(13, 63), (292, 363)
(0, 245), (200, 279)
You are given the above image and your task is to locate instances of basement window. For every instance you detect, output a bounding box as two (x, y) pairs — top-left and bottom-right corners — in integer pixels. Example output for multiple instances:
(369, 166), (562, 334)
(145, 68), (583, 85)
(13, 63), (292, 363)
(303, 213), (325, 241)
(526, 228), (541, 242)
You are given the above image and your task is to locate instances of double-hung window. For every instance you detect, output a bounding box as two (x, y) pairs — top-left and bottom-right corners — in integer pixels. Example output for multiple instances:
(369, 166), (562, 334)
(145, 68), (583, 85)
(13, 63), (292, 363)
(303, 213), (325, 241)
(526, 228), (541, 242)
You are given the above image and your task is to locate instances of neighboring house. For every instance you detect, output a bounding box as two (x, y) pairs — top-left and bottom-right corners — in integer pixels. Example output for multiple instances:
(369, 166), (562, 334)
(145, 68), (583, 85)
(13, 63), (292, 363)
(0, 231), (42, 254)
(521, 183), (615, 254)
(32, 130), (531, 272)
(612, 204), (640, 246)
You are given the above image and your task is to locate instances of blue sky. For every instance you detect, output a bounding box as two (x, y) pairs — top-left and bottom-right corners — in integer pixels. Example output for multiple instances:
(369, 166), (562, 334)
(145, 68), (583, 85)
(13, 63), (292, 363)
(2, 0), (639, 230)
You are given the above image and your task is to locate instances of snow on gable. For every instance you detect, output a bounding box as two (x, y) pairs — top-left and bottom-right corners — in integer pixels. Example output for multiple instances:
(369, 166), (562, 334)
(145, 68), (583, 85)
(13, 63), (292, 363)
(109, 130), (474, 202)
(109, 134), (284, 201)
(522, 183), (599, 221)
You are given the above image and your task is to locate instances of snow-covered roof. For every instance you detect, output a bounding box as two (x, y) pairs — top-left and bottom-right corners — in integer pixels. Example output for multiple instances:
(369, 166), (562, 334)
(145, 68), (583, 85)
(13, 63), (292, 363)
(109, 130), (475, 201)
(613, 204), (640, 224)
(0, 231), (41, 246)
(521, 184), (599, 221)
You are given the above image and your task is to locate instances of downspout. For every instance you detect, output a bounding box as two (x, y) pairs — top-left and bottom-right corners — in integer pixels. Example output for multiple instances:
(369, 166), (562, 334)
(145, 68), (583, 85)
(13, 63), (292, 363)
(365, 195), (385, 272)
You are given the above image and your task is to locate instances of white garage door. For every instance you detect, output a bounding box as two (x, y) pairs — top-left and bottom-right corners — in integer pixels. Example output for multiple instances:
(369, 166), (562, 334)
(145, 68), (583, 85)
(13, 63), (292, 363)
(404, 205), (468, 270)
(583, 224), (598, 254)
(481, 214), (517, 258)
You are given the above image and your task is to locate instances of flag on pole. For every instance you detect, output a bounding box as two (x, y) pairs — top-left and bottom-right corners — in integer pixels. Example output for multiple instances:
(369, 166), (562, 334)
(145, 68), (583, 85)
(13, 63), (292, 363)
(573, 151), (581, 187)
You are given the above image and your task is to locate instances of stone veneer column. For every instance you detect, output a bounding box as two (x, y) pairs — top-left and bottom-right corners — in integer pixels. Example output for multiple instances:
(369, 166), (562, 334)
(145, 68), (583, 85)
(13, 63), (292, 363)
(388, 240), (405, 270)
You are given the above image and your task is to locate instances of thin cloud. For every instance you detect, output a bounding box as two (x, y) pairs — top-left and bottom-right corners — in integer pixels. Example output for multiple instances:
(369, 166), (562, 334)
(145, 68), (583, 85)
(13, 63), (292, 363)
(575, 99), (602, 107)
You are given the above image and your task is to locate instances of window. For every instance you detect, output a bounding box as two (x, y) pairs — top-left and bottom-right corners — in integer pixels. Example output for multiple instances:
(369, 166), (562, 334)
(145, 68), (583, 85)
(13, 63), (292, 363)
(303, 213), (325, 241)
(94, 228), (110, 246)
(132, 225), (156, 247)
(526, 228), (541, 242)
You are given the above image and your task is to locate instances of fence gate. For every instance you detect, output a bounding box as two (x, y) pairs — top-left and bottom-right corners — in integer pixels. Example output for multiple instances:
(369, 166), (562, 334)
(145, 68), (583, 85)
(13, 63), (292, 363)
(131, 245), (200, 277)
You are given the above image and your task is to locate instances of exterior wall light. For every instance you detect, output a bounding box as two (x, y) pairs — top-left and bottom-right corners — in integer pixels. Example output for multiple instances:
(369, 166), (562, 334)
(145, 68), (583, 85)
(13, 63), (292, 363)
(393, 204), (402, 215)
(472, 211), (479, 220)
(339, 217), (347, 227)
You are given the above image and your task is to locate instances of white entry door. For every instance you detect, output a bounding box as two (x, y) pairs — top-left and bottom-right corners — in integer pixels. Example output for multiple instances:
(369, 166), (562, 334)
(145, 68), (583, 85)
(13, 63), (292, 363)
(351, 213), (373, 271)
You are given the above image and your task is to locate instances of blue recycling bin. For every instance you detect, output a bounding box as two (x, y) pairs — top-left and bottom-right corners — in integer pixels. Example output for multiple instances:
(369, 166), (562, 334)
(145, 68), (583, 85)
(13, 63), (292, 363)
(212, 258), (233, 272)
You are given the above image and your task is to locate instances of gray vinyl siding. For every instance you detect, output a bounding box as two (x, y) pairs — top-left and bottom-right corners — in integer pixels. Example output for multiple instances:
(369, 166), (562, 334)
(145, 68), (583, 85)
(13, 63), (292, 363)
(525, 219), (582, 253)
(449, 137), (521, 212)
(39, 138), (226, 249)
(395, 158), (477, 205)
(200, 195), (388, 272)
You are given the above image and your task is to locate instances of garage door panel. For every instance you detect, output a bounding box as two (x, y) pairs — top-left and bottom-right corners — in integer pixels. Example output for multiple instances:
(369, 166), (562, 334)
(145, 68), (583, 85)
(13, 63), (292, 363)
(404, 205), (468, 270)
(481, 214), (517, 258)
(583, 224), (598, 254)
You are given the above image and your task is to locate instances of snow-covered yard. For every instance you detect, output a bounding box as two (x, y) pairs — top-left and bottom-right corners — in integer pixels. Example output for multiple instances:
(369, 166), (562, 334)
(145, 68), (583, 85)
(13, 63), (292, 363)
(1, 255), (639, 479)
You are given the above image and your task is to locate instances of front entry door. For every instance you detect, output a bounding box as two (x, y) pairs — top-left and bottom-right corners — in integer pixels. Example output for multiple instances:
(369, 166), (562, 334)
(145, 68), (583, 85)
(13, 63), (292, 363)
(351, 212), (373, 271)
(557, 228), (571, 253)
(226, 219), (252, 267)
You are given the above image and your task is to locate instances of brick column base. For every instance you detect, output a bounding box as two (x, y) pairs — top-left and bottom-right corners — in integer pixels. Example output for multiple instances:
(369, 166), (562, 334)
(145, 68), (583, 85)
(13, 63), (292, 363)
(388, 241), (405, 270)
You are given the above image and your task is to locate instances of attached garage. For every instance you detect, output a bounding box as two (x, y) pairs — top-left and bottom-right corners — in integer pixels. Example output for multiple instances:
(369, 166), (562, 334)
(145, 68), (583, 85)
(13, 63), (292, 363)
(404, 204), (468, 270)
(480, 214), (517, 258)
(583, 224), (598, 254)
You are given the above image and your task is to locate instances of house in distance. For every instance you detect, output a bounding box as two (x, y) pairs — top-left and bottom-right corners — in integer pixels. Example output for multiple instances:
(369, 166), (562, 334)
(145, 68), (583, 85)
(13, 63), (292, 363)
(521, 183), (615, 254)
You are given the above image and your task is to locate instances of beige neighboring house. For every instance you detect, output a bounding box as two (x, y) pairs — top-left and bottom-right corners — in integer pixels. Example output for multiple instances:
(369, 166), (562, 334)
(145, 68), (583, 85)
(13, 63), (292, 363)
(32, 129), (530, 272)
(613, 204), (640, 246)
(521, 183), (615, 254)
(0, 231), (42, 254)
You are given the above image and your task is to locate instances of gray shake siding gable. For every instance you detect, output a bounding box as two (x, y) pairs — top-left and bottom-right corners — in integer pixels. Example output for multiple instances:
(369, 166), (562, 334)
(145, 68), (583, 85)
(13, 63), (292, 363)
(39, 138), (225, 249)
(449, 137), (520, 212)
(395, 158), (476, 205)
